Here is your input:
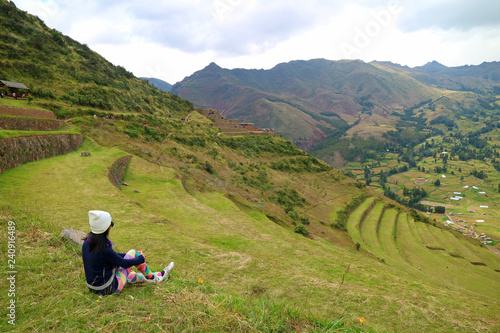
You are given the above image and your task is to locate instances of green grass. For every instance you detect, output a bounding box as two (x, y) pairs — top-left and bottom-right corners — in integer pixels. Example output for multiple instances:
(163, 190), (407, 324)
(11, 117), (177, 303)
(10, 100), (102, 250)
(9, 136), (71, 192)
(396, 214), (444, 272)
(1, 136), (499, 332)
(414, 222), (444, 249)
(359, 202), (384, 251)
(0, 215), (360, 332)
(376, 208), (407, 266)
(0, 129), (79, 139)
(0, 142), (369, 331)
(346, 197), (376, 245)
(0, 114), (59, 121)
(398, 216), (498, 298)
(0, 98), (53, 111)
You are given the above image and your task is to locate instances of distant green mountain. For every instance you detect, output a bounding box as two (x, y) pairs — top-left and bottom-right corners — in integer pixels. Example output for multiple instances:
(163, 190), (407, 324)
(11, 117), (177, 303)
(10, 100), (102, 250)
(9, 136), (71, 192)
(171, 59), (439, 145)
(140, 77), (172, 92)
(171, 59), (500, 156)
(0, 0), (191, 115)
(415, 60), (500, 80)
(381, 60), (500, 92)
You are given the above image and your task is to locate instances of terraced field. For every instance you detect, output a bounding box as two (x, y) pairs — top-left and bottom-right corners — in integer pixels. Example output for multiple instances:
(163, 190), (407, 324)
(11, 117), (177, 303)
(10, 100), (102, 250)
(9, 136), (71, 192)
(346, 197), (500, 300)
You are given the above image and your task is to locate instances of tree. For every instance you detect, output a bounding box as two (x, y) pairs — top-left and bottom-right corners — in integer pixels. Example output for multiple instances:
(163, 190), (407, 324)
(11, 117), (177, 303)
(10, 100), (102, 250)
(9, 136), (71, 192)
(434, 178), (441, 187)
(435, 206), (446, 214)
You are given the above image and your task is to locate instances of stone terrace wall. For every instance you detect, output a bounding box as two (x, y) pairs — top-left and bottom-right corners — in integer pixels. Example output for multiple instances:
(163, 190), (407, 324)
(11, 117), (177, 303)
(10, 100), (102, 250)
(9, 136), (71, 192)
(196, 108), (274, 136)
(108, 155), (132, 189)
(0, 117), (63, 131)
(0, 134), (83, 173)
(197, 109), (221, 120)
(214, 118), (239, 128)
(0, 106), (56, 119)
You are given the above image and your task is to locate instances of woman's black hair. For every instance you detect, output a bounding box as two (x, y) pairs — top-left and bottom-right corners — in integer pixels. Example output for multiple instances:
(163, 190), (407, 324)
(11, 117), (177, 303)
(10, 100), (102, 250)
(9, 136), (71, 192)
(83, 228), (111, 254)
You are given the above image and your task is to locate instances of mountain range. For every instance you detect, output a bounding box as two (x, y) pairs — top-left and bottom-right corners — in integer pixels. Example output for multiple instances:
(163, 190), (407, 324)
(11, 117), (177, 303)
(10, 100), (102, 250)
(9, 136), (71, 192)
(171, 59), (500, 162)
(140, 77), (172, 92)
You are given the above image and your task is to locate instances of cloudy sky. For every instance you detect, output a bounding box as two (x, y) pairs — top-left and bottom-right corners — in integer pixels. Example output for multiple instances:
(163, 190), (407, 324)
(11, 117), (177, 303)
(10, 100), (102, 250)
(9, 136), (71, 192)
(12, 0), (500, 84)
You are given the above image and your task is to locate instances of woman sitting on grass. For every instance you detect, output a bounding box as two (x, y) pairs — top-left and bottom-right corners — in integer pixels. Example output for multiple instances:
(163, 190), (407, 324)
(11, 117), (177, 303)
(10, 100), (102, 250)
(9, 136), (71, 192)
(82, 210), (174, 295)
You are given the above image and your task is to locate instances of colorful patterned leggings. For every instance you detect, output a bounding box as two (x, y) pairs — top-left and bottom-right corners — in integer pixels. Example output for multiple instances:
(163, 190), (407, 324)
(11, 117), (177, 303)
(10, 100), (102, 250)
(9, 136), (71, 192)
(114, 249), (154, 293)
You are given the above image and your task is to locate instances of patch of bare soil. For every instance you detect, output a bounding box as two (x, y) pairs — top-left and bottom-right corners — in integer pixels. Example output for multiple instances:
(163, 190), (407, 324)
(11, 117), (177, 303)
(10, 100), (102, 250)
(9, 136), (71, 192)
(486, 245), (500, 257)
(0, 105), (56, 119)
(419, 200), (456, 209)
(414, 178), (429, 185)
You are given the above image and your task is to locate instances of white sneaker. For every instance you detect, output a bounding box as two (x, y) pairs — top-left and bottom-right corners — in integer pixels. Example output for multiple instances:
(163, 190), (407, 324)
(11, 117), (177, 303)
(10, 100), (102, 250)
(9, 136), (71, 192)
(162, 262), (175, 280)
(145, 273), (163, 283)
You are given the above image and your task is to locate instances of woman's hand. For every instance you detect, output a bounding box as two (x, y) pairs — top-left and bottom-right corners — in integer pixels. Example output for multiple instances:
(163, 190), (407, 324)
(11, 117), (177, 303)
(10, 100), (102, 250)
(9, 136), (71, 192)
(139, 250), (146, 259)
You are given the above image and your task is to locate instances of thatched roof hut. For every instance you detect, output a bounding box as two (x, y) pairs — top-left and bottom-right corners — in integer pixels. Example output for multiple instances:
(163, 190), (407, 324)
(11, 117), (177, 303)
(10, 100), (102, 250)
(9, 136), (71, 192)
(0, 80), (29, 92)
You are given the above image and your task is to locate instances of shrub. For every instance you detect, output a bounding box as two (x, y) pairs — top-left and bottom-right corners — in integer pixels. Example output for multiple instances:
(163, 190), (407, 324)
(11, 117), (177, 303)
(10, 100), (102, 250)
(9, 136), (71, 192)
(52, 108), (69, 119)
(269, 156), (332, 173)
(31, 86), (56, 99)
(287, 210), (299, 220)
(294, 225), (310, 236)
(172, 135), (207, 147)
(334, 193), (366, 229)
(124, 128), (140, 139)
(208, 149), (219, 158)
(71, 117), (85, 124)
(410, 209), (430, 224)
(300, 216), (310, 225)
(354, 182), (365, 189)
(241, 170), (273, 192)
(143, 126), (166, 142)
(203, 161), (216, 175)
(270, 189), (307, 213)
(61, 86), (113, 110)
(332, 223), (346, 231)
(216, 136), (305, 157)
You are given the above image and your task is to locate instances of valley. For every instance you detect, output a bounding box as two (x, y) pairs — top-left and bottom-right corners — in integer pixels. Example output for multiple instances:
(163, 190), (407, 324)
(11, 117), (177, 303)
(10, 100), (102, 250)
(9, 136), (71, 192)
(0, 1), (499, 331)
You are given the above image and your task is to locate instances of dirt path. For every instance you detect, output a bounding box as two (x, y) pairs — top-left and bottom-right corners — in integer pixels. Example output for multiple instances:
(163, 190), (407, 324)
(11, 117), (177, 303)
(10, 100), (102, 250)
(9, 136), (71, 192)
(486, 245), (500, 257)
(160, 133), (173, 145)
(60, 118), (74, 131)
(85, 136), (100, 147)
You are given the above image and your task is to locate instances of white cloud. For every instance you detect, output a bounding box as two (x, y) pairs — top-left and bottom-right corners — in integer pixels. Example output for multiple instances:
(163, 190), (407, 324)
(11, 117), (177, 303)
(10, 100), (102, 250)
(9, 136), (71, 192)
(10, 0), (500, 83)
(398, 0), (500, 32)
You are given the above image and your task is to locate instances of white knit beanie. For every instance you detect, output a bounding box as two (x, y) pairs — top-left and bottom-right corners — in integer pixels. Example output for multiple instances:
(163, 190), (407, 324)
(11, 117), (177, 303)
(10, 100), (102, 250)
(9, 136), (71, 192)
(88, 210), (112, 234)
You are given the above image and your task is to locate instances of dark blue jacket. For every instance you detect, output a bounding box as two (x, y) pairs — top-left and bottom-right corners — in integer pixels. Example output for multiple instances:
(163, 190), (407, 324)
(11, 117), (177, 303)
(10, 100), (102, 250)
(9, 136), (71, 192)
(82, 240), (145, 294)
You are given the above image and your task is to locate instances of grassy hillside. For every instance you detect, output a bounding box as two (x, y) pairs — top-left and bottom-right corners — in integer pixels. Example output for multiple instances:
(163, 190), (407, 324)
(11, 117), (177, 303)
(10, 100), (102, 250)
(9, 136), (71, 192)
(0, 2), (499, 331)
(0, 0), (191, 115)
(1, 102), (500, 332)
